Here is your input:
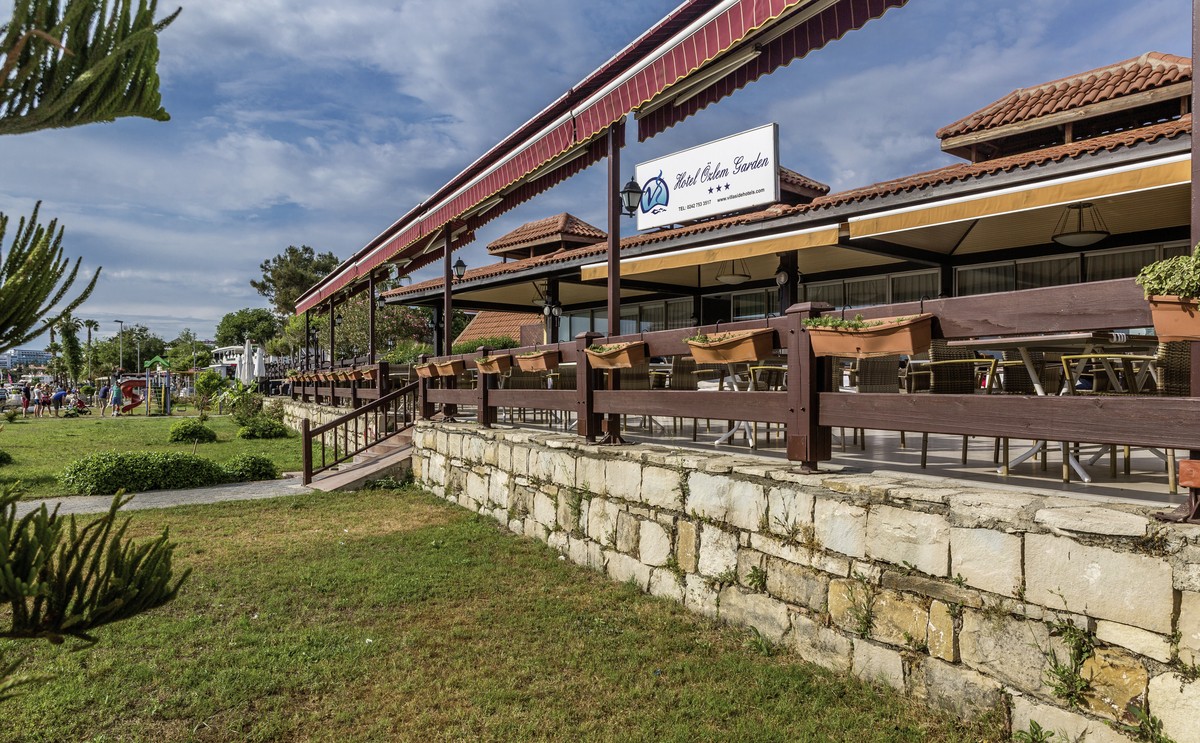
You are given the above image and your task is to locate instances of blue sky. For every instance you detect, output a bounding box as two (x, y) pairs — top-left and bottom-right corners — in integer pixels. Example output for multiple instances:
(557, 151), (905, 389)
(0, 0), (1191, 345)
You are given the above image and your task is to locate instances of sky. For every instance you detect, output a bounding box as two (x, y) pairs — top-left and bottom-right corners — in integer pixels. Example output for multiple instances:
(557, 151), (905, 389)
(0, 0), (1191, 346)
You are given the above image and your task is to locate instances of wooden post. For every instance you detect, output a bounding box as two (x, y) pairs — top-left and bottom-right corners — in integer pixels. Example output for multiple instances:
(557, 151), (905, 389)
(368, 270), (377, 365)
(418, 354), (435, 420)
(602, 122), (625, 444)
(576, 332), (601, 442)
(377, 361), (390, 395)
(785, 302), (833, 470)
(301, 418), (312, 485)
(477, 346), (493, 428)
(303, 310), (310, 371)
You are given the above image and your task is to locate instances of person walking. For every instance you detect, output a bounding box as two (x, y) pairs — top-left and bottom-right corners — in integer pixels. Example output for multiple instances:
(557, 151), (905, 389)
(20, 383), (30, 418)
(109, 380), (124, 417)
(98, 383), (110, 416)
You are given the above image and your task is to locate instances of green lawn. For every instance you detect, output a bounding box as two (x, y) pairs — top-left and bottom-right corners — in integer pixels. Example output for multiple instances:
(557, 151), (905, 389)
(0, 413), (303, 499)
(0, 489), (1005, 742)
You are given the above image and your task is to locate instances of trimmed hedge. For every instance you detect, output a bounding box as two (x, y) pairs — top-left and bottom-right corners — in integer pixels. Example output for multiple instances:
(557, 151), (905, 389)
(0, 450), (12, 467)
(61, 452), (229, 495)
(237, 416), (290, 440)
(223, 454), (279, 482)
(168, 418), (217, 443)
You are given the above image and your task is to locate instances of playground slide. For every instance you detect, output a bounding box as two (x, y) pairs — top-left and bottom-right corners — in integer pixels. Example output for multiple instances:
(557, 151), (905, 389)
(119, 379), (146, 413)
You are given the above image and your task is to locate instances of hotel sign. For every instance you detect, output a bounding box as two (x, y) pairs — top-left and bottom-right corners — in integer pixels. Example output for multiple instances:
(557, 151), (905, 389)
(634, 123), (780, 231)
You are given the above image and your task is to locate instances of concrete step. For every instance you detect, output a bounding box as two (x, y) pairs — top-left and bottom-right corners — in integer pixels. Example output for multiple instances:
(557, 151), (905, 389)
(309, 444), (413, 492)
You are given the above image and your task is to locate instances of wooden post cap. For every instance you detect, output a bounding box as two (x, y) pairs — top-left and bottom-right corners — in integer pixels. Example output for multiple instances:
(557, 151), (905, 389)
(1180, 460), (1200, 489)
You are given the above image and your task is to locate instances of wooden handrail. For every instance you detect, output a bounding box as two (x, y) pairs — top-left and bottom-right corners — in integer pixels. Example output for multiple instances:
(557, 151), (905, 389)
(302, 381), (419, 484)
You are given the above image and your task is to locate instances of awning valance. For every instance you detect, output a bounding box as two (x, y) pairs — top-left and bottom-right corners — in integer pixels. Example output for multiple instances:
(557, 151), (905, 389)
(581, 224), (840, 281)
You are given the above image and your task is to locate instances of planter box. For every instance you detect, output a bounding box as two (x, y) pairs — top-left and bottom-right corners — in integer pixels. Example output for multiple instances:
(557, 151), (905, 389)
(435, 359), (466, 377)
(1181, 460), (1200, 489)
(585, 341), (647, 370)
(806, 314), (934, 359)
(515, 350), (560, 372)
(348, 369), (364, 381)
(1148, 295), (1200, 341)
(414, 363), (439, 379)
(686, 328), (775, 364)
(362, 368), (378, 381)
(475, 355), (512, 375)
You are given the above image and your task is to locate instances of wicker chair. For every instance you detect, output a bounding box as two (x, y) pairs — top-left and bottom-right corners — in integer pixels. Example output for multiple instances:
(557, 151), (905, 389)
(1157, 342), (1191, 492)
(851, 355), (905, 450)
(920, 340), (997, 468)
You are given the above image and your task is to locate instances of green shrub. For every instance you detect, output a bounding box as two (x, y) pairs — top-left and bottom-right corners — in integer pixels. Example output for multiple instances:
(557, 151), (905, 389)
(223, 454), (279, 482)
(381, 339), (434, 364)
(0, 450), (12, 466)
(451, 335), (519, 355)
(60, 452), (229, 495)
(263, 398), (286, 422)
(237, 416), (290, 440)
(168, 418), (218, 443)
(3, 409), (18, 423)
(231, 392), (264, 426)
(81, 384), (95, 396)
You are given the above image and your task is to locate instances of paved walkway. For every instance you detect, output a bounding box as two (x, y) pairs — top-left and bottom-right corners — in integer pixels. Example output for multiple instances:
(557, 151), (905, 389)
(14, 475), (315, 518)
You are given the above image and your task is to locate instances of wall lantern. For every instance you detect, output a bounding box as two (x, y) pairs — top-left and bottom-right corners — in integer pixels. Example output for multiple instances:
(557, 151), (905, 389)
(453, 257), (467, 280)
(620, 176), (643, 217)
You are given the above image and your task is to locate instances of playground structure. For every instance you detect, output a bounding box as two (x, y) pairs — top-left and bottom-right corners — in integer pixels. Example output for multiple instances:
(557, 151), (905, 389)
(119, 379), (145, 413)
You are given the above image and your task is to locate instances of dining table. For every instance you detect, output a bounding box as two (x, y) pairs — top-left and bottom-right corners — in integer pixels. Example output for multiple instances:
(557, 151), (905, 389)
(946, 330), (1159, 482)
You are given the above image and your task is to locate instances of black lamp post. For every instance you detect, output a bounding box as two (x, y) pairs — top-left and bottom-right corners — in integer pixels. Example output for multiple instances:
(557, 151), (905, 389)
(620, 176), (642, 217)
(453, 257), (467, 280)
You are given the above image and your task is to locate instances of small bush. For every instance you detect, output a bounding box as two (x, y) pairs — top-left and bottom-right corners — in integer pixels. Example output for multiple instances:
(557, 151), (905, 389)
(382, 339), (434, 364)
(0, 450), (12, 467)
(81, 384), (95, 396)
(231, 392), (264, 426)
(3, 409), (18, 423)
(223, 454), (279, 482)
(168, 418), (218, 443)
(237, 416), (290, 440)
(451, 335), (519, 355)
(61, 452), (229, 495)
(263, 399), (286, 422)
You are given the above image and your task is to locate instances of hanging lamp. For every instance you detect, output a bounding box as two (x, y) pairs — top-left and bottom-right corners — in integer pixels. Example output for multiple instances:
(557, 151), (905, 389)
(715, 258), (751, 285)
(1052, 202), (1110, 247)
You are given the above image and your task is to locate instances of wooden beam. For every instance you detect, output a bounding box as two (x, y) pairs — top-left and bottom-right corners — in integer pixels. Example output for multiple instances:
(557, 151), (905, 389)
(839, 238), (947, 267)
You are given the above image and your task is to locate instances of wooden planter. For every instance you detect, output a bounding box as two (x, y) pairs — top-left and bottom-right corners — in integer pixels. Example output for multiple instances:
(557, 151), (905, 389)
(515, 350), (559, 372)
(686, 328), (775, 364)
(475, 354), (512, 375)
(362, 368), (378, 381)
(585, 341), (647, 370)
(414, 363), (439, 379)
(435, 359), (466, 377)
(1147, 295), (1200, 341)
(348, 369), (364, 381)
(806, 314), (934, 359)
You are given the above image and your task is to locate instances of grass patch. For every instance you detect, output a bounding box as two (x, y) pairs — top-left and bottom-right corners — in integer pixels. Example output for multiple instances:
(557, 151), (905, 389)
(1, 489), (1004, 742)
(0, 415), (302, 500)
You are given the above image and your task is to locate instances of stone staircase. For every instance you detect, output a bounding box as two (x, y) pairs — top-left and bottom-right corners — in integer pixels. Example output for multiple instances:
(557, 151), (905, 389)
(307, 432), (414, 492)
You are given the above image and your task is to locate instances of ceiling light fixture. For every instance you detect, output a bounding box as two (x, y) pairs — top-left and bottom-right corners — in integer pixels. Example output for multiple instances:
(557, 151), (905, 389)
(1052, 202), (1110, 247)
(715, 258), (751, 285)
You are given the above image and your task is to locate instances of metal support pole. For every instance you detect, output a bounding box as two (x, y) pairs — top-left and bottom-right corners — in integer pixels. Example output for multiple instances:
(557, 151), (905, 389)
(778, 251), (799, 310)
(545, 277), (560, 343)
(368, 271), (377, 365)
(303, 311), (310, 371)
(601, 121), (625, 445)
(442, 227), (457, 419)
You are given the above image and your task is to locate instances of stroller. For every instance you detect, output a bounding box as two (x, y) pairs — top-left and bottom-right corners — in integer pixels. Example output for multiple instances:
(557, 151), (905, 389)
(71, 395), (92, 415)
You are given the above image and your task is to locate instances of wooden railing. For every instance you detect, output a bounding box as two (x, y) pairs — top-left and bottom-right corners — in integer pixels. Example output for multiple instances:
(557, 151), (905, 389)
(301, 380), (418, 484)
(414, 278), (1200, 471)
(290, 361), (391, 408)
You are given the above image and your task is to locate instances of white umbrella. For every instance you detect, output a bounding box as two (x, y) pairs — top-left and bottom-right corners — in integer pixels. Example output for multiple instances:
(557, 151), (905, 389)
(254, 347), (266, 382)
(240, 339), (253, 385)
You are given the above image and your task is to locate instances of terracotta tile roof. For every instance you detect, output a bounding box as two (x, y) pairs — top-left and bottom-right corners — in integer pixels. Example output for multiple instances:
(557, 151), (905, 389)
(487, 212), (606, 253)
(454, 311), (543, 344)
(937, 52), (1191, 140)
(815, 114), (1191, 211)
(779, 166), (830, 195)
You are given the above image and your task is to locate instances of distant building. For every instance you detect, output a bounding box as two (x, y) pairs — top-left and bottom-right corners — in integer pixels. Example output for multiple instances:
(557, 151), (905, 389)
(0, 349), (52, 369)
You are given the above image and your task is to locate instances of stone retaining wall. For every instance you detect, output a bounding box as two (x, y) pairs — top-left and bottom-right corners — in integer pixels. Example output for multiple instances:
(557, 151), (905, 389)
(279, 399), (351, 431)
(412, 422), (1200, 742)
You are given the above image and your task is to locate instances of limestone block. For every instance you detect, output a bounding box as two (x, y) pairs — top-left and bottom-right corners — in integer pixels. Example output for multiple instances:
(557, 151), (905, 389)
(1034, 506), (1149, 538)
(1095, 620), (1174, 664)
(641, 466), (683, 510)
(585, 498), (620, 547)
(576, 455), (606, 496)
(605, 458), (642, 502)
(908, 657), (1002, 718)
(766, 487), (814, 537)
(684, 573), (719, 618)
(509, 446), (530, 477)
(748, 532), (811, 566)
(814, 499), (867, 558)
(718, 586), (791, 641)
(676, 519), (699, 574)
(496, 443), (512, 473)
(828, 578), (875, 636)
(535, 449), (576, 485)
(556, 492), (577, 533)
(736, 549), (765, 586)
(1178, 591), (1200, 666)
(788, 610), (852, 674)
(648, 568), (684, 603)
(426, 452), (447, 485)
(870, 588), (930, 649)
(822, 475), (896, 498)
(851, 640), (905, 690)
(523, 517), (546, 541)
(1025, 533), (1174, 634)
(1010, 699), (1129, 743)
(960, 608), (1063, 696)
(686, 472), (766, 532)
(1172, 544), (1200, 592)
(616, 511), (640, 554)
(948, 490), (1041, 531)
(567, 536), (591, 568)
(639, 520), (672, 567)
(866, 505), (950, 577)
(881, 572), (981, 609)
(546, 530), (568, 554)
(950, 528), (1022, 597)
(606, 549), (651, 590)
(1080, 646), (1147, 723)
(889, 486), (961, 505)
(462, 434), (485, 463)
(481, 439), (498, 466)
(533, 493), (557, 529)
(765, 558), (828, 613)
(488, 468), (512, 510)
(927, 601), (956, 662)
(1148, 672), (1200, 743)
(697, 524), (738, 578)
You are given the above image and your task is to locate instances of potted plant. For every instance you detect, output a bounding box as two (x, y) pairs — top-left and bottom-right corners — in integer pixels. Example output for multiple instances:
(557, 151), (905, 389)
(414, 363), (439, 379)
(803, 313), (934, 359)
(515, 348), (559, 372)
(475, 353), (512, 375)
(347, 368), (364, 381)
(435, 358), (466, 377)
(1136, 247), (1200, 340)
(685, 327), (775, 363)
(585, 341), (647, 369)
(362, 367), (379, 381)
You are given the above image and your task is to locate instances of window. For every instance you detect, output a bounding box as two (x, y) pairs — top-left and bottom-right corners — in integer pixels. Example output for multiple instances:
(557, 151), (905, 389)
(1017, 256), (1078, 290)
(639, 303), (665, 333)
(805, 282), (843, 307)
(957, 263), (1015, 296)
(845, 277), (887, 308)
(732, 291), (768, 321)
(890, 271), (939, 303)
(666, 299), (693, 329)
(1086, 248), (1155, 282)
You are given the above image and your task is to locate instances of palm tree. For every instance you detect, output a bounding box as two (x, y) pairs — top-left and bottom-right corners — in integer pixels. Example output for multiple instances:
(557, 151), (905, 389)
(84, 318), (99, 382)
(57, 314), (83, 385)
